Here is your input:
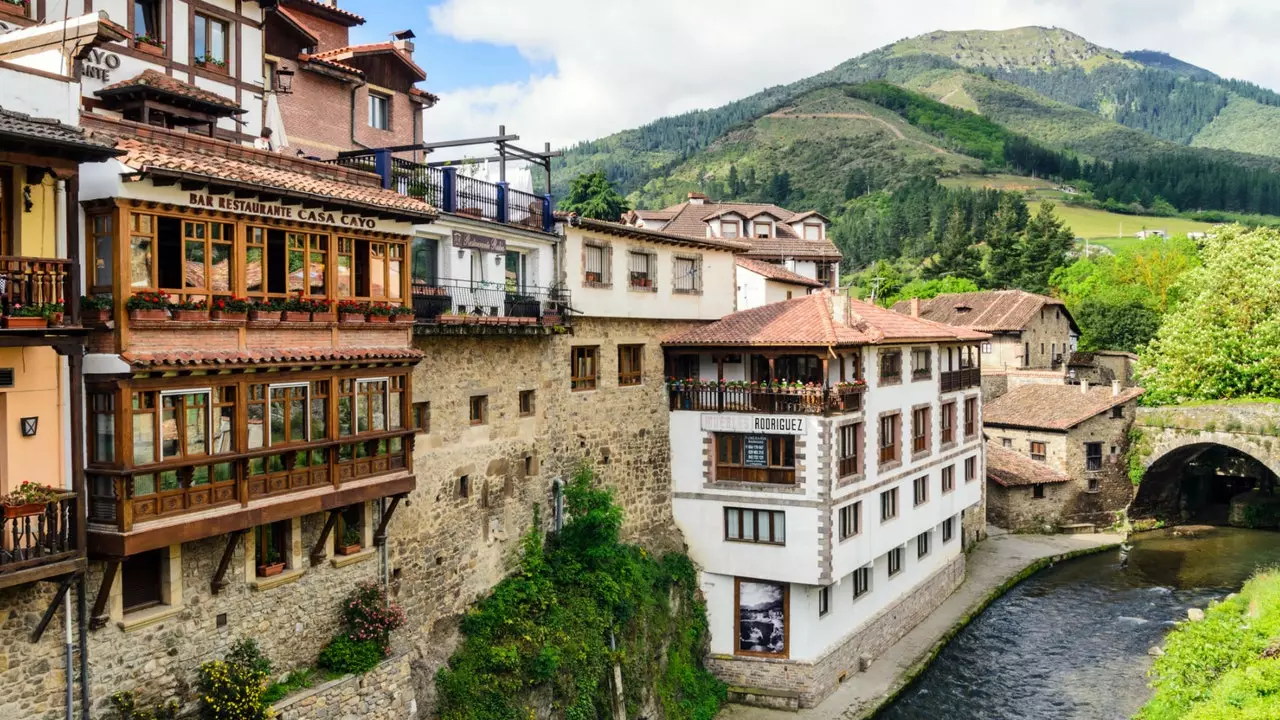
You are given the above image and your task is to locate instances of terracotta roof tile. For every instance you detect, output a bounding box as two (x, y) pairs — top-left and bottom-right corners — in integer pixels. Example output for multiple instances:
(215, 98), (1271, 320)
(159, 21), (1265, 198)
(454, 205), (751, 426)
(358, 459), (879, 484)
(563, 215), (750, 252)
(986, 442), (1071, 487)
(97, 70), (244, 114)
(280, 0), (365, 25)
(121, 347), (423, 369)
(891, 290), (1080, 334)
(648, 199), (843, 261)
(312, 43), (426, 81)
(299, 52), (364, 76)
(984, 384), (1145, 431)
(662, 292), (991, 347)
(736, 257), (824, 288)
(0, 107), (119, 157)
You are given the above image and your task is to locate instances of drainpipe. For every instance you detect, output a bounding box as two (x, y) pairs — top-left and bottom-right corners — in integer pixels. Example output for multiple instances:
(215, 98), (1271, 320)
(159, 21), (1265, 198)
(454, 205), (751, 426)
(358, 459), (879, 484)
(64, 587), (73, 719)
(78, 577), (89, 719)
(54, 177), (76, 720)
(349, 79), (370, 150)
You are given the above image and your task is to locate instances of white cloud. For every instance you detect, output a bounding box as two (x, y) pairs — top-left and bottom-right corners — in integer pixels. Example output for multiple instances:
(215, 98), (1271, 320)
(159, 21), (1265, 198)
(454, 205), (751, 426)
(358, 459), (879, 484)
(422, 0), (1280, 151)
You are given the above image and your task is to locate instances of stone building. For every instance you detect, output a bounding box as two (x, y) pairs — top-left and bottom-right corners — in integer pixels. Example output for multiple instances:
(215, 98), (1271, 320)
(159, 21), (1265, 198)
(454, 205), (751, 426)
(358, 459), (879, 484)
(662, 292), (988, 709)
(984, 382), (1144, 531)
(1066, 350), (1138, 389)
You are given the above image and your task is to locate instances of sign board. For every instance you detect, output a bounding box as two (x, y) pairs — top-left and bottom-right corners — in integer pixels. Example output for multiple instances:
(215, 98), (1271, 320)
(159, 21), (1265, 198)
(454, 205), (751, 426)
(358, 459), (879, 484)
(744, 435), (768, 467)
(80, 49), (120, 82)
(700, 414), (806, 435)
(186, 193), (381, 231)
(452, 230), (506, 253)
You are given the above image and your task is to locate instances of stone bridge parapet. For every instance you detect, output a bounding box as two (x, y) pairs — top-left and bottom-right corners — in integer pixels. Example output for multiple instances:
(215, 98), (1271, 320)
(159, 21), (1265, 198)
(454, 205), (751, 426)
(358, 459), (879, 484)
(1135, 404), (1280, 477)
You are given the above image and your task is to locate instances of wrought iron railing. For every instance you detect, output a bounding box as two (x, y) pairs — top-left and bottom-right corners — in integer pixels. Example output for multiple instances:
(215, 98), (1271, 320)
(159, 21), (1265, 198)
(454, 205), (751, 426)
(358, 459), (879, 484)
(940, 368), (981, 392)
(667, 384), (864, 415)
(0, 494), (78, 574)
(411, 277), (571, 327)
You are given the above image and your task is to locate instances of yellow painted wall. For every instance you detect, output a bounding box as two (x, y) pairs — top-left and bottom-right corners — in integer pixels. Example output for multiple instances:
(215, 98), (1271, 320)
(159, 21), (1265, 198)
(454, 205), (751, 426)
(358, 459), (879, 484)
(16, 171), (57, 259)
(0, 346), (64, 495)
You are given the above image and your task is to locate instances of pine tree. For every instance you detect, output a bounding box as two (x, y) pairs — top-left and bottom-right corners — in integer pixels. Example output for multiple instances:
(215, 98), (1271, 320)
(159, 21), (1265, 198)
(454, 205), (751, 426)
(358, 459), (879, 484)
(985, 193), (1029, 288)
(1019, 202), (1075, 293)
(557, 172), (630, 221)
(727, 164), (743, 197)
(926, 206), (982, 283)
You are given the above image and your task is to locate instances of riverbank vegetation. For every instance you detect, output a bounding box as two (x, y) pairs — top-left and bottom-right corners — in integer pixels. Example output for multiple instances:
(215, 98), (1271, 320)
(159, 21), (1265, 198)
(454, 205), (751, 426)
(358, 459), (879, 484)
(1139, 569), (1280, 719)
(435, 465), (723, 720)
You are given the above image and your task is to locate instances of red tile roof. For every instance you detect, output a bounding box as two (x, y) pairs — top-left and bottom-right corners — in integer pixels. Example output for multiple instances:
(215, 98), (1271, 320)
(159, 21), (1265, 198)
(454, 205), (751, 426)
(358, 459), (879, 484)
(563, 214), (751, 252)
(645, 199), (843, 261)
(735, 257), (824, 288)
(280, 0), (365, 26)
(312, 43), (426, 81)
(662, 292), (991, 347)
(984, 384), (1145, 431)
(986, 442), (1071, 487)
(891, 290), (1080, 335)
(121, 347), (423, 369)
(97, 70), (245, 114)
(298, 52), (364, 77)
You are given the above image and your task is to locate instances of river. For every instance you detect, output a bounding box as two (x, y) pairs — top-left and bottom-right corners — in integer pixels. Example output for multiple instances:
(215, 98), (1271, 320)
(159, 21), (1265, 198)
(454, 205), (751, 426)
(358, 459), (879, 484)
(876, 526), (1280, 720)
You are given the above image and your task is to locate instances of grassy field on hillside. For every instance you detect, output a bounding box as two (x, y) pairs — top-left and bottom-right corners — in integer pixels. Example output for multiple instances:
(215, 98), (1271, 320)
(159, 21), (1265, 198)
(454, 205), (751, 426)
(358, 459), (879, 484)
(940, 173), (1060, 193)
(1028, 201), (1216, 240)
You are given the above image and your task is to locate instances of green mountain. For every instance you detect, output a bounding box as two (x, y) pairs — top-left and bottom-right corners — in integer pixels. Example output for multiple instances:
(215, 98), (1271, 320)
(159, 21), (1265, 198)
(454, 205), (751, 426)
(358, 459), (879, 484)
(551, 26), (1280, 205)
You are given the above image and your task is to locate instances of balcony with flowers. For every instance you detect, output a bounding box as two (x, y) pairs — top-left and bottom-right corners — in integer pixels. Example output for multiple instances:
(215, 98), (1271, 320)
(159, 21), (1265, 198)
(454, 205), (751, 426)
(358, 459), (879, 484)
(667, 378), (865, 416)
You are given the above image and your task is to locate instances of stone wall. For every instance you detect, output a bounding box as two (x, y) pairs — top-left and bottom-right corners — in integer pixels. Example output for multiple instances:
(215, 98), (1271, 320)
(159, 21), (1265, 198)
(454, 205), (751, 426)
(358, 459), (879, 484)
(709, 553), (965, 709)
(0, 581), (77, 720)
(987, 482), (1071, 531)
(273, 654), (414, 720)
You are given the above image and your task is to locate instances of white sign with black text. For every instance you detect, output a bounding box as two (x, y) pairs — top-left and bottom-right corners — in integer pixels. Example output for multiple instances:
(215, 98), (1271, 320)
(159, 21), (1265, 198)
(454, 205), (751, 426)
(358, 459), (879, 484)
(699, 414), (806, 435)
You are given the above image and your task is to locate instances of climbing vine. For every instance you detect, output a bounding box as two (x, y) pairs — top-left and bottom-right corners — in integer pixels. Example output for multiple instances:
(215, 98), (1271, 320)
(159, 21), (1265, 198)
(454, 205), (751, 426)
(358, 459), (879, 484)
(1127, 426), (1154, 486)
(435, 464), (725, 720)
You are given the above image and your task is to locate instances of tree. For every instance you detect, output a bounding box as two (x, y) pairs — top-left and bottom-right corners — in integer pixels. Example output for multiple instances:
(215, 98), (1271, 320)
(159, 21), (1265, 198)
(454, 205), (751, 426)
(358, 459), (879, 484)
(1019, 202), (1074, 293)
(1074, 284), (1162, 353)
(726, 164), (744, 197)
(558, 172), (630, 221)
(985, 193), (1029, 288)
(1140, 226), (1280, 404)
(884, 277), (980, 307)
(765, 171), (792, 205)
(925, 206), (982, 283)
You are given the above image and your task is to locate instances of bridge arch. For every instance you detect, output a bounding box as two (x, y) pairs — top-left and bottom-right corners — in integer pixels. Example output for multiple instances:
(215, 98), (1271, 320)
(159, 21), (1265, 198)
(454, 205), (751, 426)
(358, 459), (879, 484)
(1133, 422), (1280, 523)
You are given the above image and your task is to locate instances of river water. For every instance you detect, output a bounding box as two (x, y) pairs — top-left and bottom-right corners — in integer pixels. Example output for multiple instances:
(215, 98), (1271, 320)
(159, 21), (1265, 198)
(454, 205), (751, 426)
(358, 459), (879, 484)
(876, 527), (1280, 720)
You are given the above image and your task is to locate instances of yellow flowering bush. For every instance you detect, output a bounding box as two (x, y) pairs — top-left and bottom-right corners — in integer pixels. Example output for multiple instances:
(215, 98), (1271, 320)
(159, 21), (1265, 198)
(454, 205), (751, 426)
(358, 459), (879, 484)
(197, 658), (273, 720)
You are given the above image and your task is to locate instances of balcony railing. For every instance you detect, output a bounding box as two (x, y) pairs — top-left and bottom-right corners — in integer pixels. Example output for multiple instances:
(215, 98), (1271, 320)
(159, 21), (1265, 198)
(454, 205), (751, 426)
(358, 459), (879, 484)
(324, 151), (555, 234)
(411, 278), (571, 328)
(668, 383), (865, 416)
(1, 494), (79, 575)
(940, 368), (981, 392)
(0, 256), (72, 313)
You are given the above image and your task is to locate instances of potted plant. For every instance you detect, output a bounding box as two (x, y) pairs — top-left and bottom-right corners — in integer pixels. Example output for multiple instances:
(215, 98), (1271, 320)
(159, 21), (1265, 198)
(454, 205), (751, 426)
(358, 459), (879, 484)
(133, 33), (165, 57)
(439, 312), (464, 325)
(169, 298), (208, 322)
(366, 302), (393, 323)
(81, 295), (112, 324)
(210, 296), (250, 322)
(0, 0), (29, 20)
(194, 56), (227, 73)
(4, 302), (48, 329)
(309, 298), (335, 323)
(248, 298), (283, 322)
(42, 302), (65, 327)
(338, 299), (367, 323)
(336, 526), (362, 556)
(2, 481), (59, 518)
(390, 304), (414, 323)
(257, 546), (285, 577)
(405, 179), (432, 201)
(126, 292), (170, 321)
(281, 295), (312, 322)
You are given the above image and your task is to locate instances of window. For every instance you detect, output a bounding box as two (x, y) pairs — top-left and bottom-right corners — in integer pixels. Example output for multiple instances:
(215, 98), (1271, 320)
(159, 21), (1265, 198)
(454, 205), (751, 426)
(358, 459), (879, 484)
(852, 566), (871, 599)
(618, 344), (644, 386)
(255, 521), (290, 576)
(1088, 476), (1101, 492)
(1001, 437), (1012, 448)
(413, 401), (430, 433)
(964, 397), (978, 437)
(917, 530), (931, 558)
(673, 255), (702, 293)
(942, 517), (955, 543)
(725, 507), (786, 545)
(90, 392), (116, 464)
(941, 465), (955, 493)
(816, 262), (832, 287)
(469, 395), (488, 426)
(880, 487), (898, 521)
(1041, 343), (1045, 355)
(940, 402), (955, 445)
(133, 0), (162, 41)
(335, 378), (390, 437)
(584, 242), (610, 284)
(913, 476), (928, 506)
(981, 341), (992, 354)
(911, 348), (931, 379)
(269, 384), (309, 445)
(964, 456), (976, 483)
(1111, 405), (1125, 419)
(519, 390), (535, 417)
(336, 505), (363, 553)
(715, 433), (796, 484)
(121, 549), (164, 612)
(1032, 484), (1046, 499)
(888, 547), (904, 577)
(129, 213), (235, 303)
(755, 223), (771, 239)
(1086, 442), (1103, 471)
(818, 586), (829, 617)
(838, 502), (861, 540)
(721, 221), (739, 238)
(194, 13), (230, 67)
(1030, 441), (1047, 462)
(89, 213), (113, 291)
(571, 346), (599, 391)
(458, 475), (470, 498)
(837, 423), (861, 477)
(879, 350), (902, 384)
(878, 413), (900, 464)
(369, 93), (390, 130)
(912, 406), (930, 455)
(803, 223), (822, 240)
(629, 251), (655, 289)
(132, 389), (220, 466)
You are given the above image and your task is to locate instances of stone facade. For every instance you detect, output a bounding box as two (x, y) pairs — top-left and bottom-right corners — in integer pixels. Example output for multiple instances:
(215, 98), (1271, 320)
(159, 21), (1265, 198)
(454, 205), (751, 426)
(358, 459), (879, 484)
(709, 553), (965, 709)
(273, 654), (415, 720)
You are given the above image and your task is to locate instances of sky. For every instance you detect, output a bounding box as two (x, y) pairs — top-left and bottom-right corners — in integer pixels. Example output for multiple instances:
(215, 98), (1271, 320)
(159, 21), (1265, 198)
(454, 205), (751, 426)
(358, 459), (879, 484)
(343, 0), (1280, 152)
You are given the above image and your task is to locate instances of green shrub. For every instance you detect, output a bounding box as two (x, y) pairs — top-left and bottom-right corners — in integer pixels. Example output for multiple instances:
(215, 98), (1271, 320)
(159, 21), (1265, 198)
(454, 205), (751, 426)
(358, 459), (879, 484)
(317, 634), (384, 675)
(106, 691), (178, 720)
(197, 659), (271, 720)
(226, 638), (273, 678)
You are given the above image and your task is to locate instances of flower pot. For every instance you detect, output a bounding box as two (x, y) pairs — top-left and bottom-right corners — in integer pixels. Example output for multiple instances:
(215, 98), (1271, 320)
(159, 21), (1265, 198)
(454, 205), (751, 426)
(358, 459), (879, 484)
(257, 562), (286, 577)
(439, 315), (464, 325)
(392, 314), (413, 323)
(310, 312), (336, 323)
(3, 316), (48, 329)
(3, 502), (47, 519)
(248, 309), (281, 322)
(195, 61), (228, 75)
(83, 308), (111, 324)
(0, 2), (28, 19)
(336, 543), (362, 556)
(47, 312), (64, 327)
(542, 314), (562, 326)
(128, 308), (168, 321)
(340, 312), (365, 323)
(134, 39), (164, 57)
(211, 310), (247, 322)
(281, 310), (310, 322)
(367, 314), (390, 323)
(171, 309), (208, 322)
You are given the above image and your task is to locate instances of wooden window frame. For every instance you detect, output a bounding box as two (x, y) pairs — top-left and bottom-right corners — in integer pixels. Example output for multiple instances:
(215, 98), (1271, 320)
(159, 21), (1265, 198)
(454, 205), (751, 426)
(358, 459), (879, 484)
(878, 413), (900, 465)
(1085, 442), (1103, 471)
(571, 346), (599, 391)
(911, 406), (930, 456)
(518, 390), (535, 417)
(121, 548), (165, 613)
(880, 487), (898, 522)
(1032, 483), (1046, 499)
(917, 530), (931, 559)
(913, 475), (928, 507)
(132, 0), (164, 43)
(724, 507), (786, 545)
(887, 547), (903, 577)
(852, 566), (871, 599)
(964, 456), (977, 483)
(879, 350), (902, 384)
(469, 395), (488, 426)
(88, 210), (114, 293)
(193, 12), (231, 69)
(837, 422), (861, 478)
(721, 220), (740, 239)
(963, 397), (978, 438)
(941, 465), (955, 494)
(911, 347), (931, 380)
(413, 401), (430, 433)
(940, 402), (956, 445)
(817, 586), (829, 617)
(838, 501), (861, 541)
(714, 432), (796, 485)
(1030, 441), (1047, 462)
(618, 344), (644, 387)
(942, 516), (955, 543)
(254, 520), (290, 576)
(803, 222), (822, 241)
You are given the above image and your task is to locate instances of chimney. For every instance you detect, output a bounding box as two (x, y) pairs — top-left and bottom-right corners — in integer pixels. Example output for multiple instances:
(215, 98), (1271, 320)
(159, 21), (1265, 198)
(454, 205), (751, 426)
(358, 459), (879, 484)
(910, 297), (920, 318)
(1081, 379), (1089, 394)
(391, 29), (416, 56)
(687, 192), (708, 205)
(1112, 379), (1120, 397)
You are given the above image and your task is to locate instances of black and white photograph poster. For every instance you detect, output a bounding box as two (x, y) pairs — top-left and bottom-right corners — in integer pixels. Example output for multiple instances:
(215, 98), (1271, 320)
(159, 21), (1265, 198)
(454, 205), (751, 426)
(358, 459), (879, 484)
(738, 579), (786, 655)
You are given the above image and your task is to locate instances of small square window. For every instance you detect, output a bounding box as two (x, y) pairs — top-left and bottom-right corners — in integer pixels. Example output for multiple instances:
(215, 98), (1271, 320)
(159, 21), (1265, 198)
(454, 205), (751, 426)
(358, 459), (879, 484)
(917, 530), (931, 559)
(1088, 477), (1101, 492)
(369, 93), (390, 130)
(413, 401), (430, 433)
(1032, 483), (1046, 499)
(817, 586), (829, 617)
(469, 395), (488, 425)
(518, 390), (535, 417)
(458, 475), (470, 498)
(1111, 406), (1125, 419)
(888, 547), (904, 577)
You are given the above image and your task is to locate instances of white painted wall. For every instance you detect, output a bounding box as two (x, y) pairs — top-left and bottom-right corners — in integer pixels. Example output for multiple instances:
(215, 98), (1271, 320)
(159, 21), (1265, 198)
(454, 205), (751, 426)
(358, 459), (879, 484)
(414, 218), (558, 291)
(735, 266), (810, 310)
(0, 65), (81, 122)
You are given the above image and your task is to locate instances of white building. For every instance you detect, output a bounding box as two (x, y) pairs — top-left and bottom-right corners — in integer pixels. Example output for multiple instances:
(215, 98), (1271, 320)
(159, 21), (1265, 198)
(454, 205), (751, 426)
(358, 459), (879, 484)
(663, 292), (988, 709)
(735, 256), (824, 310)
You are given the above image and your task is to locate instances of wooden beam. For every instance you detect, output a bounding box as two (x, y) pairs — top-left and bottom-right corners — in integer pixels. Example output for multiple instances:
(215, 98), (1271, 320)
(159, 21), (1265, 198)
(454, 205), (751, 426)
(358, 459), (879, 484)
(278, 197), (303, 207)
(210, 529), (245, 595)
(233, 188), (255, 199)
(258, 193), (279, 203)
(310, 509), (342, 566)
(150, 176), (178, 188)
(179, 180), (205, 192)
(89, 561), (118, 630)
(372, 494), (404, 547)
(30, 573), (77, 643)
(208, 185), (233, 196)
(301, 199), (323, 209)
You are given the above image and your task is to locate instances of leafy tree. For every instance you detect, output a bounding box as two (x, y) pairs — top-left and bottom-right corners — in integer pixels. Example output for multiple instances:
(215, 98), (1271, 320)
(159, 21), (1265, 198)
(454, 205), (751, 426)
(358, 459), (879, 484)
(1018, 202), (1074, 293)
(1073, 284), (1162, 353)
(558, 172), (630, 221)
(1140, 226), (1280, 404)
(884, 277), (980, 307)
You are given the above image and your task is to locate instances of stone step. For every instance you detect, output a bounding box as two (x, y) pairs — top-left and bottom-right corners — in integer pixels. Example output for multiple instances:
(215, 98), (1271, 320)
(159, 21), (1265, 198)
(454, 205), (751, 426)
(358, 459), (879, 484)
(1059, 523), (1097, 535)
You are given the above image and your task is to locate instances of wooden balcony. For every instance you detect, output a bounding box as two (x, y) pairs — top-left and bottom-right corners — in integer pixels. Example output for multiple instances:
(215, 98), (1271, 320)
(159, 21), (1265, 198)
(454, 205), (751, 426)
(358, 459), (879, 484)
(940, 368), (981, 392)
(0, 257), (88, 345)
(668, 383), (865, 415)
(86, 430), (415, 558)
(0, 494), (83, 590)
